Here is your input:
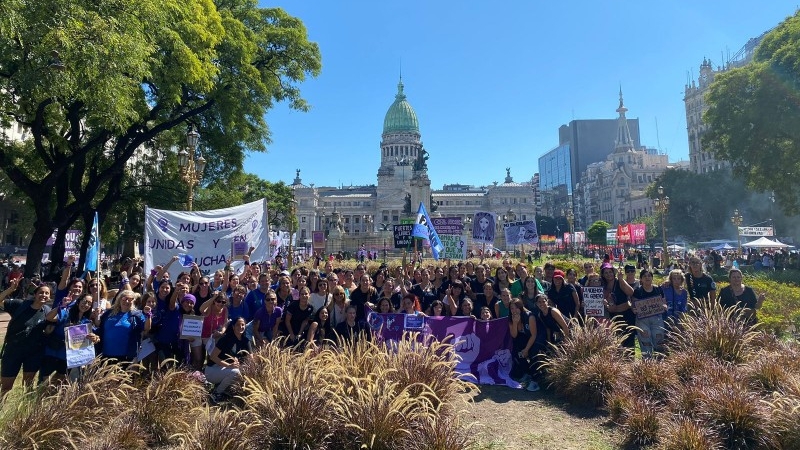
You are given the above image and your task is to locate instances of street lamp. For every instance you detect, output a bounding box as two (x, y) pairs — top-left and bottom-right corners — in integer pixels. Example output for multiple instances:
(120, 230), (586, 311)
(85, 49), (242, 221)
(178, 125), (206, 211)
(654, 185), (670, 268)
(287, 197), (297, 266)
(731, 209), (743, 256)
(564, 208), (574, 257)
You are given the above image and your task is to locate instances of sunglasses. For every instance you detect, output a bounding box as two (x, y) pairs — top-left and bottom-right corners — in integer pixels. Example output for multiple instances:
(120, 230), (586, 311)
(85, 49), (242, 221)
(200, 282), (209, 285)
(214, 299), (226, 304)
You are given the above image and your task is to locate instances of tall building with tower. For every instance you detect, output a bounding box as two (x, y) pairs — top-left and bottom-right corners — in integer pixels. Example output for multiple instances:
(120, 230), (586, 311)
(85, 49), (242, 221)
(291, 78), (538, 255)
(684, 30), (771, 174)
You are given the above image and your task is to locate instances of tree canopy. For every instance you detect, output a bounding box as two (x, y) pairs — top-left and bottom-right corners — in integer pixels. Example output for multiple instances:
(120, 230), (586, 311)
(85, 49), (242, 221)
(0, 0), (321, 276)
(587, 221), (610, 245)
(703, 11), (800, 215)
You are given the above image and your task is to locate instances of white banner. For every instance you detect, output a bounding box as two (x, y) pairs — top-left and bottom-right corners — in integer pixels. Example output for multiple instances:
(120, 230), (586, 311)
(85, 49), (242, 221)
(145, 199), (269, 279)
(503, 220), (539, 247)
(738, 226), (774, 237)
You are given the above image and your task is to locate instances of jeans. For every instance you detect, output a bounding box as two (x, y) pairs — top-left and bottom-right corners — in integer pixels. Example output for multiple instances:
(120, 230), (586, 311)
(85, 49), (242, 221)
(205, 364), (241, 394)
(636, 315), (665, 358)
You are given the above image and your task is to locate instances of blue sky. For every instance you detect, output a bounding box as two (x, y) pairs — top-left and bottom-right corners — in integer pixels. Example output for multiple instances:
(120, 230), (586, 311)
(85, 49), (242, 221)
(248, 1), (794, 189)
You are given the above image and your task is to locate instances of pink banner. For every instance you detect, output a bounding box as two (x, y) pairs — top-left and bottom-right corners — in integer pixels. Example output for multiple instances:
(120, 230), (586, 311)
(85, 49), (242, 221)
(630, 223), (647, 245)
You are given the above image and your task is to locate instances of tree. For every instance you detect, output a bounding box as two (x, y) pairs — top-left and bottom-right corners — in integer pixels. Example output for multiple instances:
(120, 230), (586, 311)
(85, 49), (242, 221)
(703, 11), (800, 215)
(196, 172), (296, 230)
(587, 221), (610, 246)
(0, 0), (321, 276)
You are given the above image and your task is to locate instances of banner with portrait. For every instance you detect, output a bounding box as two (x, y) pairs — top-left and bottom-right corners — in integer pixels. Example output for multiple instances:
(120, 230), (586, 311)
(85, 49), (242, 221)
(503, 220), (539, 247)
(472, 211), (496, 245)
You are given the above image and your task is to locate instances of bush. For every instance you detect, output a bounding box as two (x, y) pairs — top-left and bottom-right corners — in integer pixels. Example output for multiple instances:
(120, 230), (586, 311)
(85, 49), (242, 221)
(665, 300), (760, 364)
(624, 358), (674, 405)
(658, 418), (721, 450)
(696, 381), (778, 449)
(621, 396), (661, 447)
(540, 318), (628, 405)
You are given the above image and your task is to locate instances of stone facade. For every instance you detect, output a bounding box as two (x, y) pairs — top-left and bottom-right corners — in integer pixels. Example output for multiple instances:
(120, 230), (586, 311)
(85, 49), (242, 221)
(291, 80), (539, 255)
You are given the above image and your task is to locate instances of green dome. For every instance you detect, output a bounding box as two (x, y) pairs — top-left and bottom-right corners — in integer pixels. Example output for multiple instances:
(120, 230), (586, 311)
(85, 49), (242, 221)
(383, 79), (419, 134)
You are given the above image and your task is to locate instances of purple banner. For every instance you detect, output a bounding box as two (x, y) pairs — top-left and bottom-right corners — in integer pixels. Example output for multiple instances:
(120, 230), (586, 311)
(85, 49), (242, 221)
(366, 310), (520, 387)
(431, 217), (464, 235)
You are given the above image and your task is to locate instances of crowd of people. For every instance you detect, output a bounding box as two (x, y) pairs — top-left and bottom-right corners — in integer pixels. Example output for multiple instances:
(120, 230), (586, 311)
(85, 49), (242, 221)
(0, 251), (768, 399)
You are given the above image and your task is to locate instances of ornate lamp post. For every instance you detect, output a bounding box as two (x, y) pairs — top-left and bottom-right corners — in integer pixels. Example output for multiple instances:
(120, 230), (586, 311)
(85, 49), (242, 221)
(178, 127), (206, 211)
(287, 197), (297, 265)
(654, 185), (670, 267)
(564, 208), (574, 257)
(177, 126), (206, 211)
(731, 209), (743, 256)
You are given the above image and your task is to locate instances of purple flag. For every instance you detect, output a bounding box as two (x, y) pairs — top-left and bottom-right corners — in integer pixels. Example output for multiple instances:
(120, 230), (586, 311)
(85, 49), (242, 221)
(366, 308), (520, 387)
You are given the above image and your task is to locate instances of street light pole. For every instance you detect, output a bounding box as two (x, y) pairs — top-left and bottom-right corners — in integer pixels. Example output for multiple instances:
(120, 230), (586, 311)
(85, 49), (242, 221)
(731, 209), (743, 257)
(177, 126), (205, 211)
(654, 185), (670, 268)
(565, 208), (574, 258)
(286, 197), (297, 266)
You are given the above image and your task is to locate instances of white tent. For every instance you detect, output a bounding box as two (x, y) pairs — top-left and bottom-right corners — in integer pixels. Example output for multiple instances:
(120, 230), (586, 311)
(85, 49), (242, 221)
(712, 243), (735, 251)
(742, 237), (790, 248)
(667, 244), (685, 251)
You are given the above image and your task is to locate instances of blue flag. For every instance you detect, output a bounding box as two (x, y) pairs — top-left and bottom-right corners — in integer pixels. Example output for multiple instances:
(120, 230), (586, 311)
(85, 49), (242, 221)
(85, 212), (100, 271)
(178, 253), (195, 268)
(411, 202), (444, 260)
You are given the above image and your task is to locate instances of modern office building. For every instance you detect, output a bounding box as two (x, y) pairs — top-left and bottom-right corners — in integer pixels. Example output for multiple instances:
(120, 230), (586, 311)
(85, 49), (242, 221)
(291, 79), (539, 255)
(684, 29), (770, 174)
(538, 94), (642, 229)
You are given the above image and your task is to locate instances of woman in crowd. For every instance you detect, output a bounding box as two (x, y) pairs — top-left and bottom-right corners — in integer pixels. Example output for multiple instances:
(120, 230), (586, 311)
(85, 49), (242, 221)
(376, 297), (394, 314)
(662, 269), (688, 326)
(443, 281), (466, 316)
(328, 285), (349, 327)
(306, 307), (332, 346)
(493, 267), (512, 297)
(275, 276), (293, 307)
(478, 306), (493, 321)
(341, 270), (358, 296)
(508, 298), (540, 392)
(547, 270), (580, 320)
(283, 287), (314, 345)
(309, 277), (331, 312)
(177, 293), (204, 369)
(0, 280), (52, 396)
(205, 317), (250, 403)
(565, 268), (584, 315)
(458, 298), (476, 318)
(120, 271), (145, 296)
(224, 273), (241, 300)
(521, 276), (544, 312)
(534, 294), (570, 345)
(301, 270), (316, 294)
(334, 305), (371, 344)
(718, 268), (766, 326)
(252, 292), (282, 345)
(349, 274), (378, 324)
(41, 293), (100, 383)
(96, 289), (152, 363)
(398, 293), (423, 315)
(226, 285), (249, 323)
(427, 299), (446, 317)
(630, 269), (666, 358)
(430, 266), (445, 293)
(211, 270), (225, 291)
(372, 269), (388, 294)
(199, 291), (229, 355)
(494, 287), (512, 319)
(599, 263), (635, 349)
(191, 276), (214, 315)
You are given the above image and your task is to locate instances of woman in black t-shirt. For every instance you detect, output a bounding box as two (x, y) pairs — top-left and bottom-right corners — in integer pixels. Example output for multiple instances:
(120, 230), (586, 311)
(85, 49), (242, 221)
(718, 268), (765, 325)
(205, 317), (251, 400)
(0, 280), (52, 396)
(283, 287), (314, 345)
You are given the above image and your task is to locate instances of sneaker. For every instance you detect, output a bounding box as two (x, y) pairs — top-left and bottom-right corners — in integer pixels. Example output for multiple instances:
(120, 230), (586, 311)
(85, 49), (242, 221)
(526, 381), (540, 392)
(519, 374), (533, 384)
